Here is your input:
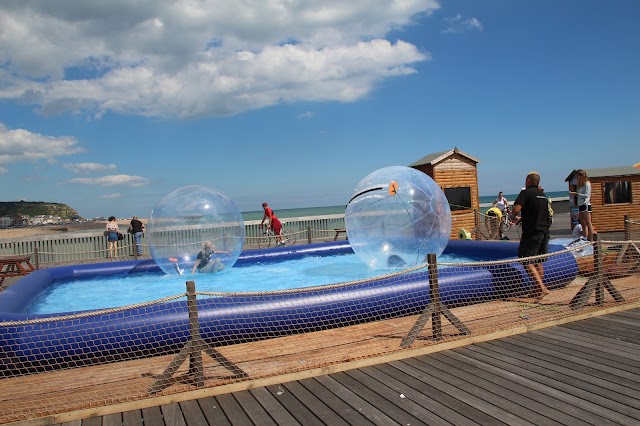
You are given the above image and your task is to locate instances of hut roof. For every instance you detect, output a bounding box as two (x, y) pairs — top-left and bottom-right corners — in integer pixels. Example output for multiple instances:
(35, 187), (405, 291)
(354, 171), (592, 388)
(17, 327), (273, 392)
(409, 147), (479, 167)
(565, 166), (640, 182)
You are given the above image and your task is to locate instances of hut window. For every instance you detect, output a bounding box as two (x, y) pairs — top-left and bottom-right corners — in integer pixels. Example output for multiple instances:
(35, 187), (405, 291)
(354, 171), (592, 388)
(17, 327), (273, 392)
(444, 187), (472, 211)
(603, 180), (632, 204)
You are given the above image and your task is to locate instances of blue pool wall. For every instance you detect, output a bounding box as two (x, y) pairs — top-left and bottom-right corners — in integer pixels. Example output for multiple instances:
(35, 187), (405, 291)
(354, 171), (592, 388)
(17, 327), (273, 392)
(0, 240), (577, 370)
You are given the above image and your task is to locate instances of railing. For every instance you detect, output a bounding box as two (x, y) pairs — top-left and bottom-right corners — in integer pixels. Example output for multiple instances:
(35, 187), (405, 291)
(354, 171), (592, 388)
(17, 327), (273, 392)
(0, 215), (347, 267)
(0, 199), (572, 267)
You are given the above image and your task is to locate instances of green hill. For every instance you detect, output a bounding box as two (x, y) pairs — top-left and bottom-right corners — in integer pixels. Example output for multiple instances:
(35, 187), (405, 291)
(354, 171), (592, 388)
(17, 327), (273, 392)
(0, 201), (82, 220)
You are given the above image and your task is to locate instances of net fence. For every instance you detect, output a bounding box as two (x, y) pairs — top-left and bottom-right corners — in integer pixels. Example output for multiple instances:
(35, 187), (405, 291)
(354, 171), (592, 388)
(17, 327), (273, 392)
(1, 227), (640, 423)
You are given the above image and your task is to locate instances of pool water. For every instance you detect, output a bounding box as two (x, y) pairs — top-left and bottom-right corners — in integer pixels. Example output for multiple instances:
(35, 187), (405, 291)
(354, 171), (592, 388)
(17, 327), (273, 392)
(27, 253), (470, 314)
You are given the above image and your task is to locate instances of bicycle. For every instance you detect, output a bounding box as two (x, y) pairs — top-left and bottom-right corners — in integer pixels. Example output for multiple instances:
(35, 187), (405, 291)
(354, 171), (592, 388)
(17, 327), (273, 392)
(500, 206), (513, 235)
(258, 223), (297, 249)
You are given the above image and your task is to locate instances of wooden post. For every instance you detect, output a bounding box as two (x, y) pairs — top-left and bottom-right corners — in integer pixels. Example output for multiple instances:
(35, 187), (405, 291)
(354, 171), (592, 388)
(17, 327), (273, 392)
(570, 234), (624, 310)
(474, 209), (480, 240)
(624, 214), (630, 241)
(33, 248), (40, 270)
(149, 281), (247, 393)
(307, 226), (312, 245)
(428, 253), (442, 340)
(400, 254), (470, 347)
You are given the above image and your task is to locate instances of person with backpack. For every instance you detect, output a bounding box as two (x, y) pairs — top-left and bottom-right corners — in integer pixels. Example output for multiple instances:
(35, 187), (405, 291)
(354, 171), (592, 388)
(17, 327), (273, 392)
(510, 171), (552, 301)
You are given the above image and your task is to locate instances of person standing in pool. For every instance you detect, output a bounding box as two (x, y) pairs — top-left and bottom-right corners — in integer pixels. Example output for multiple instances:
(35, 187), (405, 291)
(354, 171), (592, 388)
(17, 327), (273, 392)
(260, 202), (284, 245)
(510, 171), (552, 301)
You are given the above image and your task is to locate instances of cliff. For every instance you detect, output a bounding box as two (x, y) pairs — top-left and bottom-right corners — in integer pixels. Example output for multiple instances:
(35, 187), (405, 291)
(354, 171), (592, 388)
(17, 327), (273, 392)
(0, 201), (82, 220)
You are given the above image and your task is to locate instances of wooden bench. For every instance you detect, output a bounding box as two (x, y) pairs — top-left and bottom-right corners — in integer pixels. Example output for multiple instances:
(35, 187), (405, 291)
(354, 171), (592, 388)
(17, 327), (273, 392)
(0, 255), (35, 285)
(334, 229), (347, 241)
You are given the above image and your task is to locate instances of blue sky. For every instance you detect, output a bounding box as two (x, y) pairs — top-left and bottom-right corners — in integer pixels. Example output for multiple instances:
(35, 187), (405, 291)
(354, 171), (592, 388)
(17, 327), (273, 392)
(1, 0), (638, 219)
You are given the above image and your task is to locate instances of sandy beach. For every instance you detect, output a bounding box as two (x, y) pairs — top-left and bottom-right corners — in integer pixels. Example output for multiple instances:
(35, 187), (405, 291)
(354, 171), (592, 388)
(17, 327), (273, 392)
(0, 220), (144, 240)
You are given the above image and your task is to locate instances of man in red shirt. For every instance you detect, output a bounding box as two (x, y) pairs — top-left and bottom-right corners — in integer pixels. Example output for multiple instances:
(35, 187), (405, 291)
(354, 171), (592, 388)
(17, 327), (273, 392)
(261, 202), (284, 245)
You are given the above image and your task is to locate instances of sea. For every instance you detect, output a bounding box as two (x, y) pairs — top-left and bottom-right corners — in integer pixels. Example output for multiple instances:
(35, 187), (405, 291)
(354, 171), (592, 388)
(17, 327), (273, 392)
(241, 190), (569, 221)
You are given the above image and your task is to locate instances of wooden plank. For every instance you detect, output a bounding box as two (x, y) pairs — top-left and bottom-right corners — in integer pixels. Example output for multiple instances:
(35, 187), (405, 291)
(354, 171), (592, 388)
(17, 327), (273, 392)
(231, 390), (277, 426)
(530, 328), (640, 366)
(102, 412), (122, 426)
(560, 320), (640, 344)
(508, 332), (640, 375)
(281, 381), (350, 426)
(249, 387), (300, 426)
(160, 403), (186, 426)
(528, 330), (640, 396)
(487, 333), (640, 393)
(483, 337), (640, 415)
(345, 368), (457, 426)
(82, 417), (102, 426)
(178, 399), (209, 426)
(568, 315), (640, 337)
(457, 344), (637, 424)
(403, 356), (566, 426)
(336, 369), (436, 425)
(297, 377), (376, 426)
(425, 351), (590, 426)
(314, 374), (398, 426)
(385, 359), (529, 425)
(215, 393), (254, 425)
(536, 324), (640, 355)
(122, 409), (143, 426)
(194, 396), (231, 426)
(264, 384), (324, 426)
(141, 406), (165, 426)
(566, 315), (640, 335)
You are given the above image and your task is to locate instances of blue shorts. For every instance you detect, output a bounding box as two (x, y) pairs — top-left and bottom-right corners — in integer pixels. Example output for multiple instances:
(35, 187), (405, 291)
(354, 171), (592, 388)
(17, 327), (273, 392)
(518, 231), (549, 264)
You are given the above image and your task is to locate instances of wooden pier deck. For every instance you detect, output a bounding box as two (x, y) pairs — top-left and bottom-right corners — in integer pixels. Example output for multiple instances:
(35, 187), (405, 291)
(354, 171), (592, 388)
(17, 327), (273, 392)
(38, 305), (640, 426)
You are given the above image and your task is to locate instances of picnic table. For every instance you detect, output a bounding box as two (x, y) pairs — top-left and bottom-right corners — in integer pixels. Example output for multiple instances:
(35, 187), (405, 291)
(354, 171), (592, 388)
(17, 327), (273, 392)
(0, 254), (35, 285)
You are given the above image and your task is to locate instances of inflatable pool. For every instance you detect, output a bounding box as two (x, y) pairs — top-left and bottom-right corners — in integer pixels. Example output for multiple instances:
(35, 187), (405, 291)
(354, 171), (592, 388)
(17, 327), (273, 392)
(0, 240), (577, 373)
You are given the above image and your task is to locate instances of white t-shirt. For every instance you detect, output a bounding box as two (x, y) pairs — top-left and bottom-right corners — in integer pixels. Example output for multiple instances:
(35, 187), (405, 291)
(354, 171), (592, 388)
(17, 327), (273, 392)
(494, 196), (508, 212)
(576, 181), (591, 206)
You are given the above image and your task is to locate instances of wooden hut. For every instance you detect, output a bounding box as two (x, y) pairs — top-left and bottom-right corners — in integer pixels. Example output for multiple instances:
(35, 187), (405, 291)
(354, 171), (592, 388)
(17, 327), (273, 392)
(410, 147), (480, 239)
(565, 166), (640, 232)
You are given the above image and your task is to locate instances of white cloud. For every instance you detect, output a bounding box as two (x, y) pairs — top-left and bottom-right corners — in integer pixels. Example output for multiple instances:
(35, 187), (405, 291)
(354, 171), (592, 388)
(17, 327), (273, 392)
(67, 174), (150, 187)
(299, 111), (315, 120)
(0, 123), (85, 173)
(442, 14), (483, 34)
(64, 162), (117, 173)
(0, 1), (439, 119)
(100, 193), (121, 199)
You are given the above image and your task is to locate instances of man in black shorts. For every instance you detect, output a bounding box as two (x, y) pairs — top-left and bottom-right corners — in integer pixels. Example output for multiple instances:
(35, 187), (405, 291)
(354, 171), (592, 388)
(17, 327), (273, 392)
(510, 172), (552, 300)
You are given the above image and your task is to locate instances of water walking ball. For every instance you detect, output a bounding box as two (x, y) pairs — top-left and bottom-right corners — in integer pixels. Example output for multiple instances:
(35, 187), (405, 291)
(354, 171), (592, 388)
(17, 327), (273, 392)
(344, 166), (452, 269)
(146, 185), (245, 276)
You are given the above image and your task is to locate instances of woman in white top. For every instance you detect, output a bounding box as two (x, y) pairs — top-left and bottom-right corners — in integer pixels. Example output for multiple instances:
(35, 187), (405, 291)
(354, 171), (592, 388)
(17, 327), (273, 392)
(493, 192), (509, 213)
(570, 169), (595, 241)
(106, 216), (119, 258)
(493, 192), (509, 239)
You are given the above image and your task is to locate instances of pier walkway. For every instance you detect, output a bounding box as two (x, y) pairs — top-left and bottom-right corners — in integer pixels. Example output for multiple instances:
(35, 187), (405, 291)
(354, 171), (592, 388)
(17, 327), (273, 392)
(53, 306), (640, 425)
